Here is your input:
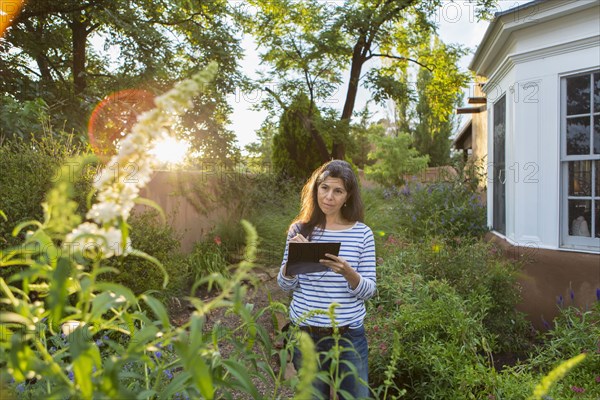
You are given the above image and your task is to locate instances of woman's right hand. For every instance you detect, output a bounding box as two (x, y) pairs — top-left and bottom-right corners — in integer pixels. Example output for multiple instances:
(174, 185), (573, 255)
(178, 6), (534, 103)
(283, 233), (308, 278)
(290, 233), (309, 243)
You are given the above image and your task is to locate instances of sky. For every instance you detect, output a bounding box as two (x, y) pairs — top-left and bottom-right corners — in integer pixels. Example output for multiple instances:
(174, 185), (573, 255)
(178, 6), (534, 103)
(227, 0), (535, 150)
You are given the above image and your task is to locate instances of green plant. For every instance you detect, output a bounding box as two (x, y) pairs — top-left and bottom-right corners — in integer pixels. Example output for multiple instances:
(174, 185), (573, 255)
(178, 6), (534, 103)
(528, 353), (588, 400)
(390, 180), (488, 240)
(103, 210), (186, 297)
(0, 132), (91, 249)
(375, 237), (530, 354)
(518, 301), (599, 399)
(187, 237), (229, 284)
(367, 267), (496, 399)
(365, 134), (429, 188)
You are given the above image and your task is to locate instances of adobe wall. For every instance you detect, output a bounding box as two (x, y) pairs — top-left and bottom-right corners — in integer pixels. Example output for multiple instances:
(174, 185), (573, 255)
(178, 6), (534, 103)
(487, 233), (600, 330)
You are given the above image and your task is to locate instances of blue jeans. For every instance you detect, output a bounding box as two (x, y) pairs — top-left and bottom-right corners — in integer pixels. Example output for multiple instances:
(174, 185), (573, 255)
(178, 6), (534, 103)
(292, 325), (370, 399)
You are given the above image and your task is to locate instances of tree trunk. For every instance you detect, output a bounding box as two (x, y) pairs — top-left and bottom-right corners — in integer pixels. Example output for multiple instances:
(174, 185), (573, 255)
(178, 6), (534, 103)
(303, 113), (331, 163)
(71, 10), (87, 96)
(334, 40), (367, 160)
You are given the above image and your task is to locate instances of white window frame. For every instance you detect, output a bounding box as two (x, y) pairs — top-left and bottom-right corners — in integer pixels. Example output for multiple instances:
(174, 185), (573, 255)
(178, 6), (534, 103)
(560, 69), (600, 252)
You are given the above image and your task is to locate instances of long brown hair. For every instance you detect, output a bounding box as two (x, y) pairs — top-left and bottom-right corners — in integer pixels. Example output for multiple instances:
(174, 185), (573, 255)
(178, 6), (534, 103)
(292, 160), (364, 239)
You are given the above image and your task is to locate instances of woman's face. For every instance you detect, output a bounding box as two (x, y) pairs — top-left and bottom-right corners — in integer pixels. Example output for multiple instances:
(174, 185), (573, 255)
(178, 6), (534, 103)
(317, 176), (348, 218)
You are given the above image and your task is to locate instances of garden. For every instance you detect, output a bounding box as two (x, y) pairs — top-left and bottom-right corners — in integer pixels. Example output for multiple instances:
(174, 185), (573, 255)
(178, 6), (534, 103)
(0, 66), (598, 400)
(1, 1), (599, 399)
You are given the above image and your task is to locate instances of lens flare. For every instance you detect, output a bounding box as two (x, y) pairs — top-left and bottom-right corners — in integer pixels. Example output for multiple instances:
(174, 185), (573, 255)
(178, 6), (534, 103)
(148, 135), (191, 166)
(0, 0), (23, 37)
(88, 89), (155, 158)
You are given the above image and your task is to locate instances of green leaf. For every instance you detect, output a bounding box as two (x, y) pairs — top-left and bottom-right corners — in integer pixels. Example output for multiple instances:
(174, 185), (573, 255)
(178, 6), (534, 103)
(128, 325), (159, 353)
(95, 282), (137, 305)
(222, 359), (260, 398)
(159, 371), (191, 398)
(133, 197), (166, 224)
(136, 389), (158, 399)
(188, 355), (214, 399)
(128, 249), (169, 289)
(11, 220), (43, 237)
(48, 257), (72, 330)
(89, 291), (123, 320)
(0, 210), (6, 221)
(73, 345), (101, 400)
(140, 294), (171, 330)
(0, 312), (34, 329)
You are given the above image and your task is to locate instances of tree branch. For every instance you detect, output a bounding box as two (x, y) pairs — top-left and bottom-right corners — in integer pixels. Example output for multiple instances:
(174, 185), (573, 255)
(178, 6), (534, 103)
(140, 11), (209, 27)
(367, 53), (432, 71)
(264, 86), (287, 111)
(16, 1), (98, 22)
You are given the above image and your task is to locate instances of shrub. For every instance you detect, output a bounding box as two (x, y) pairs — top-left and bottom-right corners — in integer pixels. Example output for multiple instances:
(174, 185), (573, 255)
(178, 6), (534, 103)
(498, 301), (600, 399)
(367, 266), (497, 399)
(0, 133), (93, 283)
(0, 133), (91, 247)
(103, 210), (186, 297)
(385, 237), (530, 353)
(390, 180), (488, 240)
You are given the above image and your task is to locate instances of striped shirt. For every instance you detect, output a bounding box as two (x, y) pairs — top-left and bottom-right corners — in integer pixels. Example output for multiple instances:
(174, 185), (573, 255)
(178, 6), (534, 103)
(277, 221), (376, 329)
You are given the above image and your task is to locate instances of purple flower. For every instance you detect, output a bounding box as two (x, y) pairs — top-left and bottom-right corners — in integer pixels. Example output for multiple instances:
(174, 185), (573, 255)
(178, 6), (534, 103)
(68, 370), (74, 382)
(16, 383), (24, 393)
(155, 351), (162, 359)
(595, 375), (600, 383)
(557, 295), (564, 307)
(541, 316), (551, 330)
(596, 288), (600, 302)
(164, 369), (173, 380)
(570, 386), (585, 393)
(95, 339), (104, 347)
(570, 289), (574, 301)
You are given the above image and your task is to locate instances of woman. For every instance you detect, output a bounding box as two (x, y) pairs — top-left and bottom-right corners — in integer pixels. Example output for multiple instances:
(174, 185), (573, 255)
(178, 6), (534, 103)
(278, 160), (376, 399)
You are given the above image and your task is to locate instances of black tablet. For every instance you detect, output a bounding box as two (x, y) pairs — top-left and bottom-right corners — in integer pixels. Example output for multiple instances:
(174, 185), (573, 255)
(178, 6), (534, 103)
(286, 242), (341, 275)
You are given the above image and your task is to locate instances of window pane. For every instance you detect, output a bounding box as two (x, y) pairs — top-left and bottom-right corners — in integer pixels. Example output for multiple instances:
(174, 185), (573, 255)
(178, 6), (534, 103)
(595, 115), (600, 154)
(569, 161), (592, 196)
(567, 75), (591, 115)
(596, 202), (600, 238)
(597, 160), (600, 197)
(493, 96), (506, 235)
(566, 116), (590, 155)
(594, 200), (600, 237)
(569, 200), (591, 237)
(594, 73), (600, 111)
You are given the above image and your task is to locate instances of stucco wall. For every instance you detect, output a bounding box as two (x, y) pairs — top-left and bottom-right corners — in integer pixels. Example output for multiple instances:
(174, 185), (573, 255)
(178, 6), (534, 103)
(488, 233), (600, 330)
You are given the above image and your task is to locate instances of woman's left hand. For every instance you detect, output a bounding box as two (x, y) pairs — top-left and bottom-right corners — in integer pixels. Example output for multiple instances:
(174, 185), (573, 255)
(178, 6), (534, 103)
(320, 254), (361, 289)
(320, 254), (352, 276)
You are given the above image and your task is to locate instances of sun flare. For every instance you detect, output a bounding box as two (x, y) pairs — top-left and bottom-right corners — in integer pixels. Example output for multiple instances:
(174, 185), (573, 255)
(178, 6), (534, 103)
(149, 135), (191, 165)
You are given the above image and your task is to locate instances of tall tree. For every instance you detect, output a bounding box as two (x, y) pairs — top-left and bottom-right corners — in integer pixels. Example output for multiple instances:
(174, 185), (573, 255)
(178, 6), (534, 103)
(0, 0), (242, 160)
(272, 92), (328, 180)
(242, 0), (495, 161)
(385, 34), (467, 166)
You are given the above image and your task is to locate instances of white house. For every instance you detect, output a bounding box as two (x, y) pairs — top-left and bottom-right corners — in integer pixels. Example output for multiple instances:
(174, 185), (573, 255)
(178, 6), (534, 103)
(470, 0), (600, 327)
